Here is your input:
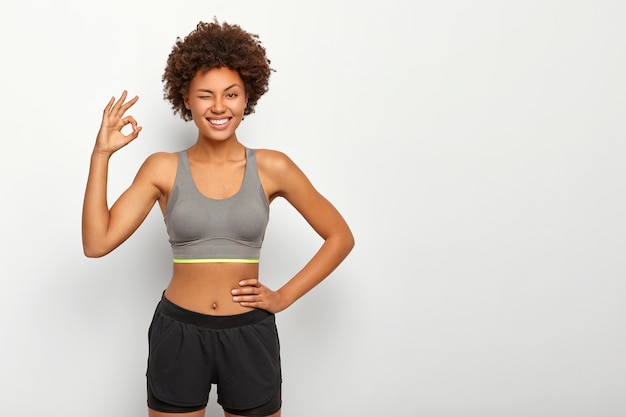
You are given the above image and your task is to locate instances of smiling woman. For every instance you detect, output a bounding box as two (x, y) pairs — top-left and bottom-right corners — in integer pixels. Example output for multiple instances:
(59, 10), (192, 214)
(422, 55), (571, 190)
(162, 20), (272, 122)
(81, 19), (354, 417)
(184, 68), (248, 142)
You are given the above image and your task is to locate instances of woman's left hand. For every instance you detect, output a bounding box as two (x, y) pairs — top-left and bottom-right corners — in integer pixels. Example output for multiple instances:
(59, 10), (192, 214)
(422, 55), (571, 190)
(232, 279), (286, 313)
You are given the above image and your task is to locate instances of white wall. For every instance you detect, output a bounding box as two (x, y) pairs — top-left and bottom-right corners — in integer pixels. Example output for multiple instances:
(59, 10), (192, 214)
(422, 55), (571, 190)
(1, 1), (625, 416)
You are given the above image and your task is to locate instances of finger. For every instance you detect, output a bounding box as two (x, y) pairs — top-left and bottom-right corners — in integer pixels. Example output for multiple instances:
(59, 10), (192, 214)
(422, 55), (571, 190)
(231, 283), (259, 295)
(115, 90), (128, 108)
(236, 296), (263, 308)
(103, 96), (115, 114)
(120, 94), (139, 112)
(233, 293), (258, 301)
(122, 115), (138, 130)
(109, 91), (129, 116)
(103, 94), (122, 117)
(238, 279), (260, 288)
(125, 125), (142, 141)
(232, 286), (259, 296)
(239, 301), (261, 308)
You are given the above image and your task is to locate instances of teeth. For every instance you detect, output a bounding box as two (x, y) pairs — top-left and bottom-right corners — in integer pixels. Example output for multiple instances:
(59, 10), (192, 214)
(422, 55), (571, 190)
(209, 118), (229, 125)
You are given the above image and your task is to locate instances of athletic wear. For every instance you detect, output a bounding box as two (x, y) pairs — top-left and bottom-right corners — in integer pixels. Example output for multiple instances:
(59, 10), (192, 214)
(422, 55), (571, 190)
(164, 147), (269, 263)
(147, 295), (282, 414)
(153, 147), (281, 414)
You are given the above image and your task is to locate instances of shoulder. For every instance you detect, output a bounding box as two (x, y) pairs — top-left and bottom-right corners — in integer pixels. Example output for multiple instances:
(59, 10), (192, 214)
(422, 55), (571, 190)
(252, 148), (314, 200)
(134, 151), (179, 187)
(139, 151), (178, 172)
(131, 151), (181, 199)
(144, 150), (179, 164)
(253, 148), (299, 175)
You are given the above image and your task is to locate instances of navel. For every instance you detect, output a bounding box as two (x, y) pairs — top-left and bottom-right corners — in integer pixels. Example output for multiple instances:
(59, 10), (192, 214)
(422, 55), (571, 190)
(211, 302), (218, 310)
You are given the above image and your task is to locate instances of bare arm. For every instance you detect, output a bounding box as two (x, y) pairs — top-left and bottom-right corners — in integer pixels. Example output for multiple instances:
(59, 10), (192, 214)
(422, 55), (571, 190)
(232, 150), (355, 312)
(82, 91), (160, 257)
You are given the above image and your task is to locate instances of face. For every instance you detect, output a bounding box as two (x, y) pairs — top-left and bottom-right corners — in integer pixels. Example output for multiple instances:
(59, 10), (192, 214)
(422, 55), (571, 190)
(184, 67), (248, 142)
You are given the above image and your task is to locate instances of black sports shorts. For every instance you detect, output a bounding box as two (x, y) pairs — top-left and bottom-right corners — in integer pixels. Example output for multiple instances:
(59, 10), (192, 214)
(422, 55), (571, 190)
(146, 294), (282, 415)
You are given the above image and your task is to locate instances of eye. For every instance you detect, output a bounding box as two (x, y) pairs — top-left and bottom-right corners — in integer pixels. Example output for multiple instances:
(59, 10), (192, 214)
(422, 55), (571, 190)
(227, 93), (238, 98)
(198, 95), (212, 100)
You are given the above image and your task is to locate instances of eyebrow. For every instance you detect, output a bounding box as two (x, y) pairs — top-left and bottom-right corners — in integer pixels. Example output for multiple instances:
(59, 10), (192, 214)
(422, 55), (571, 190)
(195, 84), (241, 93)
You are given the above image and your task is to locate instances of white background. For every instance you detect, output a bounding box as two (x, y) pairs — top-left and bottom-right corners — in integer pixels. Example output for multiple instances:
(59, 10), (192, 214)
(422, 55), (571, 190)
(1, 1), (625, 416)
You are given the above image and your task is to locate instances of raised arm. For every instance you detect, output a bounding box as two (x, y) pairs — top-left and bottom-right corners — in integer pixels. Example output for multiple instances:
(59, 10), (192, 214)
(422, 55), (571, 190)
(82, 92), (160, 257)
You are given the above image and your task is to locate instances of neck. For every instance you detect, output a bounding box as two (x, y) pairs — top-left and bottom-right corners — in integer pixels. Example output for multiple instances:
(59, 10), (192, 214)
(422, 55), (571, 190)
(188, 139), (245, 163)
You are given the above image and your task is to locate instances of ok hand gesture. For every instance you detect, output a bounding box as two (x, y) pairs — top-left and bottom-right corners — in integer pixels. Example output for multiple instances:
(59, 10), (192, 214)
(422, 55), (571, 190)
(94, 91), (142, 156)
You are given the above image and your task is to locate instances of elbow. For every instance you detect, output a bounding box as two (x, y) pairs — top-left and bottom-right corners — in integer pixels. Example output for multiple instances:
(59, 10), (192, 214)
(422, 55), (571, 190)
(82, 241), (111, 258)
(83, 247), (105, 258)
(337, 229), (355, 258)
(322, 230), (354, 260)
(83, 250), (103, 258)
(345, 232), (355, 256)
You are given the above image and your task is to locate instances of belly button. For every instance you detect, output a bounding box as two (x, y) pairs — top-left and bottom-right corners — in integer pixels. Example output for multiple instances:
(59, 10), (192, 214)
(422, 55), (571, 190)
(212, 303), (217, 310)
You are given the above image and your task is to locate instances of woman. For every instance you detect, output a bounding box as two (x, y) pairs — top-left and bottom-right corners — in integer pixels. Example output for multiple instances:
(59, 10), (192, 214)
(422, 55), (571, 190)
(82, 19), (354, 417)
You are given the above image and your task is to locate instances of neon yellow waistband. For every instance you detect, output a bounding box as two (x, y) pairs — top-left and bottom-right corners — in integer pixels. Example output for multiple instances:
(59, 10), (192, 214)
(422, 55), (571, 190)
(173, 258), (260, 264)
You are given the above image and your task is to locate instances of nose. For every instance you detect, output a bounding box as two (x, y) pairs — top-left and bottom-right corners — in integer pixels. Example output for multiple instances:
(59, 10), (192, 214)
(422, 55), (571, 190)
(210, 96), (226, 113)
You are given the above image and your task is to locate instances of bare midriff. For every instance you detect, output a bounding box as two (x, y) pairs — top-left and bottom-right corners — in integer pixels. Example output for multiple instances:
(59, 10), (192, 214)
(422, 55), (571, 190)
(164, 262), (259, 315)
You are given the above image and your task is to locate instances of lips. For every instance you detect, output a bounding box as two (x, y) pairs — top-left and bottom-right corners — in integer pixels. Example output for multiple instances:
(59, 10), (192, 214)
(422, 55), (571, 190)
(207, 117), (231, 126)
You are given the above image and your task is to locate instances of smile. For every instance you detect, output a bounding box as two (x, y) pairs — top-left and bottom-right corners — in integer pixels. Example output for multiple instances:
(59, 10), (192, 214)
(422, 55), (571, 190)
(208, 118), (230, 126)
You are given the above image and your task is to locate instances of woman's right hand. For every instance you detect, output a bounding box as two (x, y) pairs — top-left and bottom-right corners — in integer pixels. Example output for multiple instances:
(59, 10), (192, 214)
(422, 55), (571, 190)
(94, 91), (142, 156)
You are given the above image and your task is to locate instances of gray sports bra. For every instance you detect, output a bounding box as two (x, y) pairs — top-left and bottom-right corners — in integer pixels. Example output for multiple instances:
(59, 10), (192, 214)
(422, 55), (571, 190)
(164, 147), (269, 263)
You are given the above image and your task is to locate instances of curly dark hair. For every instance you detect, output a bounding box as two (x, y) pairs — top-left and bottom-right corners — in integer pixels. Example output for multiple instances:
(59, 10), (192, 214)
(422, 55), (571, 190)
(162, 19), (273, 121)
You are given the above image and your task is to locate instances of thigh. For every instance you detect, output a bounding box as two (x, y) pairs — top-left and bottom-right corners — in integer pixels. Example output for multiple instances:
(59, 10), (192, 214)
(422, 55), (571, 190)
(216, 314), (282, 411)
(147, 309), (214, 411)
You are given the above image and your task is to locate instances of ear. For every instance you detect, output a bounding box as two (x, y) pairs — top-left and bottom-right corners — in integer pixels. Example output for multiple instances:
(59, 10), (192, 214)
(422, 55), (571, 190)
(184, 96), (190, 110)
